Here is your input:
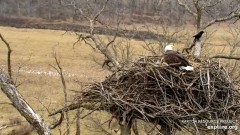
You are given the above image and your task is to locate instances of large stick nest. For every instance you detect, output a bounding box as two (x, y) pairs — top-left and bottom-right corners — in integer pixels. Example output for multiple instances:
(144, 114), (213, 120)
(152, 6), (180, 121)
(79, 56), (240, 132)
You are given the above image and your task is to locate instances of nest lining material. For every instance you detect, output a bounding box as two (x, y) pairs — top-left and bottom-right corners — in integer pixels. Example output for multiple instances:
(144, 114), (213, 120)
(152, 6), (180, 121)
(80, 56), (240, 132)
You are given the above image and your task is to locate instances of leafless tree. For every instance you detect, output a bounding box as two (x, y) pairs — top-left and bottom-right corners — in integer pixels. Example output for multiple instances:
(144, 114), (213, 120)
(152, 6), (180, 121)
(0, 34), (51, 134)
(177, 0), (240, 31)
(49, 0), (137, 134)
(142, 21), (187, 55)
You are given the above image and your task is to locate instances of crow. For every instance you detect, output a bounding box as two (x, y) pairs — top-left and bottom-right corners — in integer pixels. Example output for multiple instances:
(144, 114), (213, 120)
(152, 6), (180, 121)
(193, 31), (204, 42)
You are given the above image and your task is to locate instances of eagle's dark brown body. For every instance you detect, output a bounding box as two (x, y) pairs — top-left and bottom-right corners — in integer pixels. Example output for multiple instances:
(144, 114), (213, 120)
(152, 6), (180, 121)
(163, 50), (190, 68)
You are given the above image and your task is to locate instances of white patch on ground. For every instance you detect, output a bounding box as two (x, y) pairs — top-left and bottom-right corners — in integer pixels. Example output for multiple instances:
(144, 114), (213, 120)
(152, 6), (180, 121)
(19, 68), (76, 77)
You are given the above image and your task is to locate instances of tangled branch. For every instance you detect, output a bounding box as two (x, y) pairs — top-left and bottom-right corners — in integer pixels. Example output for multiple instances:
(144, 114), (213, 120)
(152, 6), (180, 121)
(51, 56), (240, 134)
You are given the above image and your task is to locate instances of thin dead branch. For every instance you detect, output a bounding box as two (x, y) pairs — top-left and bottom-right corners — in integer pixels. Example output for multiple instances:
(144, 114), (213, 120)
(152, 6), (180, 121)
(0, 102), (12, 105)
(78, 33), (121, 69)
(69, 0), (122, 70)
(50, 52), (70, 135)
(182, 42), (195, 54)
(89, 117), (112, 135)
(76, 108), (80, 135)
(202, 11), (240, 29)
(210, 55), (240, 60)
(49, 112), (64, 129)
(177, 0), (240, 30)
(0, 123), (18, 131)
(49, 102), (98, 116)
(0, 34), (12, 81)
(177, 0), (197, 17)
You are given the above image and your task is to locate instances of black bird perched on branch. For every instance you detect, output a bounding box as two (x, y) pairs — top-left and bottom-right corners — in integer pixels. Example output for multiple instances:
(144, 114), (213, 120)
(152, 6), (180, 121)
(182, 31), (204, 54)
(193, 31), (204, 42)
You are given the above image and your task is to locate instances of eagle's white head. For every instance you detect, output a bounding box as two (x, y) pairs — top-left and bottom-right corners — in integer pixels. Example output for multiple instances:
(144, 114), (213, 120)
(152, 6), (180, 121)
(164, 44), (174, 52)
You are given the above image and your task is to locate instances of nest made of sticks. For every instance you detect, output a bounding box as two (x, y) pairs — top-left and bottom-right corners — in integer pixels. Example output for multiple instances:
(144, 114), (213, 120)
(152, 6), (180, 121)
(78, 56), (240, 133)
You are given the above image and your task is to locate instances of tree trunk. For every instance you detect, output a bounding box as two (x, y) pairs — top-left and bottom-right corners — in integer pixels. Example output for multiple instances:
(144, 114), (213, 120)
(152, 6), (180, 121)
(196, 10), (202, 31)
(120, 123), (131, 135)
(196, 18), (201, 31)
(76, 108), (80, 135)
(132, 120), (139, 135)
(0, 69), (51, 135)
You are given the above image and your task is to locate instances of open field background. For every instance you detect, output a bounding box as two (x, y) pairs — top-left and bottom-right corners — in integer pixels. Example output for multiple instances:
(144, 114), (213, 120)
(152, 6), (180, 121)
(0, 26), (111, 135)
(0, 25), (239, 135)
(0, 26), (153, 135)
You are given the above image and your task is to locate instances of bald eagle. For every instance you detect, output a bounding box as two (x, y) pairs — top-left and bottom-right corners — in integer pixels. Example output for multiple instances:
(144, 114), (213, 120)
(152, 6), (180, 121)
(163, 44), (194, 71)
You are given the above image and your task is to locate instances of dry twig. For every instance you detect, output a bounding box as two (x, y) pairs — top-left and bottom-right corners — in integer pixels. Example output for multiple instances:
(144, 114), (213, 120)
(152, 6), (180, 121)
(50, 56), (240, 135)
(0, 34), (12, 81)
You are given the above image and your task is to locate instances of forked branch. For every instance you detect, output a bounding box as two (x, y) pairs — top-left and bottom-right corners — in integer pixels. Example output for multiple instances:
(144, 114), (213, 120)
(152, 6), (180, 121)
(72, 0), (121, 70)
(50, 52), (70, 134)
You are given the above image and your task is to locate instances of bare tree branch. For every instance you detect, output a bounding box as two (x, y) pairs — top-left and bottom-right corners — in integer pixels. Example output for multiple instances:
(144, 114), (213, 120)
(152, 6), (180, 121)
(210, 55), (240, 60)
(202, 0), (221, 9)
(82, 0), (109, 34)
(49, 102), (100, 117)
(76, 108), (81, 135)
(0, 123), (18, 131)
(0, 34), (12, 81)
(80, 34), (121, 69)
(49, 112), (64, 129)
(0, 102), (12, 105)
(202, 11), (240, 29)
(93, 0), (109, 22)
(178, 1), (240, 31)
(50, 52), (70, 135)
(182, 42), (195, 54)
(106, 30), (118, 48)
(89, 117), (112, 135)
(0, 69), (51, 135)
(69, 0), (121, 70)
(233, 17), (240, 24)
(177, 0), (197, 17)
(132, 120), (139, 135)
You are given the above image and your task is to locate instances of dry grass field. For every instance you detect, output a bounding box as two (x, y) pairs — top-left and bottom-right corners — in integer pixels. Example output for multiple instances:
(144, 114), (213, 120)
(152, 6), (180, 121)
(0, 25), (239, 135)
(0, 26), (109, 135)
(0, 26), (147, 135)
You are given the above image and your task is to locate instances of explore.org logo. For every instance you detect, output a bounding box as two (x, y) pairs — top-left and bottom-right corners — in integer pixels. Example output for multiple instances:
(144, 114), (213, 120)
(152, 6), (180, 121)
(181, 119), (238, 130)
(207, 125), (238, 130)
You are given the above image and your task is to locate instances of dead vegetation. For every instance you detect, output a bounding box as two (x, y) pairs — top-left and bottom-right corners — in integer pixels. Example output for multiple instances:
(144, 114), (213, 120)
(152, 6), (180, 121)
(77, 56), (240, 134)
(8, 124), (32, 135)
